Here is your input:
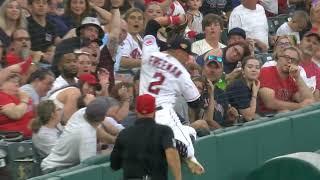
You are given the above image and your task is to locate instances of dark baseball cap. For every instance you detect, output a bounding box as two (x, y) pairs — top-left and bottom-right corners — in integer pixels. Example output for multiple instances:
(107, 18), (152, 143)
(228, 27), (246, 39)
(169, 36), (197, 56)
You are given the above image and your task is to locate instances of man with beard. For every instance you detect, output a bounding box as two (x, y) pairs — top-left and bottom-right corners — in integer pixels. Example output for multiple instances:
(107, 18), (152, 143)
(258, 46), (314, 116)
(299, 31), (320, 100)
(47, 37), (84, 94)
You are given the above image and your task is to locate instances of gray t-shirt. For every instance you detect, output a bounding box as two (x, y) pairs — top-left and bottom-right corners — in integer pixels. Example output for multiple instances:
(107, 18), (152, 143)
(20, 84), (39, 105)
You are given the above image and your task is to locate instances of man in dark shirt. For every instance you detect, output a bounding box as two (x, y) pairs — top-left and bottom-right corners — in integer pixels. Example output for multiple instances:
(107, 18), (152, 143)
(111, 94), (182, 180)
(27, 0), (60, 52)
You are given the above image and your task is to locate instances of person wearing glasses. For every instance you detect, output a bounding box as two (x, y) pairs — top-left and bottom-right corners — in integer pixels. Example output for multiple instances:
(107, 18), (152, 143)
(258, 46), (314, 116)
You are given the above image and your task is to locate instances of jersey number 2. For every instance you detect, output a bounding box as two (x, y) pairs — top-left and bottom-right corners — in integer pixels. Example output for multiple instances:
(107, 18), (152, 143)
(148, 72), (165, 95)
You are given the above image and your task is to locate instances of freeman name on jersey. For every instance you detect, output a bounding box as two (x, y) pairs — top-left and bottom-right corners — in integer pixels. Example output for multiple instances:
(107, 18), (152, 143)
(149, 55), (182, 78)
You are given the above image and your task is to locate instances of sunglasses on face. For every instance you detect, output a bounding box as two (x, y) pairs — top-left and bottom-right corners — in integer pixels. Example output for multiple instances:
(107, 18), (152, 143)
(207, 55), (223, 63)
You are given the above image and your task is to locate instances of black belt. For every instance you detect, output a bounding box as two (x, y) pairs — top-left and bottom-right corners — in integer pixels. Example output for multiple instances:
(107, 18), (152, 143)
(156, 106), (163, 111)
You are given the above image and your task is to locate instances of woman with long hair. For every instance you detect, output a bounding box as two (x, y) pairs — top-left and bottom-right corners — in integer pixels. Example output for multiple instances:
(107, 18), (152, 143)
(0, 0), (27, 47)
(226, 56), (261, 121)
(61, 0), (91, 30)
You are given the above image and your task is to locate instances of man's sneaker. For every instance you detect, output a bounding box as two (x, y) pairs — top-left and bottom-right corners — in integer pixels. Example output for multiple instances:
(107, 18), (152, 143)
(185, 156), (205, 175)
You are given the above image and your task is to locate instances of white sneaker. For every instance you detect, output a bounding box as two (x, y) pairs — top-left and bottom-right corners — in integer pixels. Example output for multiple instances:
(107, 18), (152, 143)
(185, 156), (205, 175)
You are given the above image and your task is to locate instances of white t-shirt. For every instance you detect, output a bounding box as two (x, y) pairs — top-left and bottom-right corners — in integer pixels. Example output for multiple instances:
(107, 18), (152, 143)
(259, 0), (278, 14)
(191, 39), (226, 56)
(276, 22), (300, 44)
(139, 35), (200, 107)
(41, 108), (97, 171)
(229, 4), (269, 47)
(32, 124), (63, 155)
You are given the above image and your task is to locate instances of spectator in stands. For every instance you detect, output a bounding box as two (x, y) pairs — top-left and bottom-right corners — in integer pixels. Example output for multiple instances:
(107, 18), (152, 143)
(110, 82), (134, 121)
(190, 76), (221, 129)
(47, 0), (68, 37)
(97, 4), (121, 90)
(0, 0), (27, 48)
(227, 27), (246, 46)
(76, 50), (92, 76)
(227, 56), (260, 121)
(41, 98), (114, 173)
(199, 0), (232, 18)
(27, 0), (60, 52)
(201, 52), (239, 126)
(299, 31), (320, 100)
(61, 0), (91, 30)
(276, 11), (309, 44)
(31, 100), (63, 156)
(20, 69), (55, 106)
(259, 0), (278, 16)
(5, 29), (43, 83)
(0, 74), (33, 138)
(5, 29), (32, 66)
(228, 0), (269, 53)
(197, 41), (250, 82)
(258, 46), (314, 116)
(118, 8), (144, 76)
(0, 63), (22, 84)
(310, 3), (320, 34)
(192, 14), (226, 56)
(49, 37), (84, 93)
(144, 2), (163, 24)
(186, 0), (203, 36)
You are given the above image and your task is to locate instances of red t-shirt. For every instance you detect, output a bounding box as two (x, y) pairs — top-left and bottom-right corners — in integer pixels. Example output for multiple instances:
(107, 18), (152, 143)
(300, 60), (320, 90)
(258, 66), (298, 113)
(0, 92), (33, 138)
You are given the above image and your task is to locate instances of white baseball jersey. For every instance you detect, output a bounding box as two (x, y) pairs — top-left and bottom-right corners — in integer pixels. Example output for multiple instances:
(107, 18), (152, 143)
(139, 35), (200, 107)
(167, 0), (185, 16)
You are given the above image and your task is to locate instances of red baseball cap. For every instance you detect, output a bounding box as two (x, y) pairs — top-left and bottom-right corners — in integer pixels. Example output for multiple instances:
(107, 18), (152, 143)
(79, 73), (98, 85)
(136, 94), (156, 115)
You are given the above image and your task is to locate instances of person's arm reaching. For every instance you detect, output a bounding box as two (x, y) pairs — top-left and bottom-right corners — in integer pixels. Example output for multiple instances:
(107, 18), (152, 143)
(107, 3), (121, 58)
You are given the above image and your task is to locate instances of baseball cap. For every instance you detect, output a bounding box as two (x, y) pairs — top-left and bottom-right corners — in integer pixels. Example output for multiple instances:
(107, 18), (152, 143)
(85, 97), (109, 121)
(303, 31), (320, 42)
(169, 36), (197, 56)
(79, 73), (98, 85)
(136, 94), (156, 115)
(228, 27), (246, 39)
(76, 17), (105, 40)
(205, 55), (223, 66)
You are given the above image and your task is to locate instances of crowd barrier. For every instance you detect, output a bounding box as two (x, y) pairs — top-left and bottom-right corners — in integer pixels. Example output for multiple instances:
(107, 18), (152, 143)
(28, 102), (320, 180)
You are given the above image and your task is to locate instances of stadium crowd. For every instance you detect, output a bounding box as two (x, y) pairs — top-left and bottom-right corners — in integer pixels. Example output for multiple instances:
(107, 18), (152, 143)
(0, 0), (320, 176)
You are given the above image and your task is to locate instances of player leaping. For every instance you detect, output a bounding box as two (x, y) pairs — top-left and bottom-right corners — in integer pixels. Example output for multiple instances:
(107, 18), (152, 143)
(139, 16), (205, 174)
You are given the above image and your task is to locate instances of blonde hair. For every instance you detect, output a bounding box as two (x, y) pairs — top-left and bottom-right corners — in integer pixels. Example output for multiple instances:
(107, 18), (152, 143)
(0, 0), (27, 31)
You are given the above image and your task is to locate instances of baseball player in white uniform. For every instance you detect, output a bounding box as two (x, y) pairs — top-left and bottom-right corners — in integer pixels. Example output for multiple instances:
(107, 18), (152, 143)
(139, 32), (204, 174)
